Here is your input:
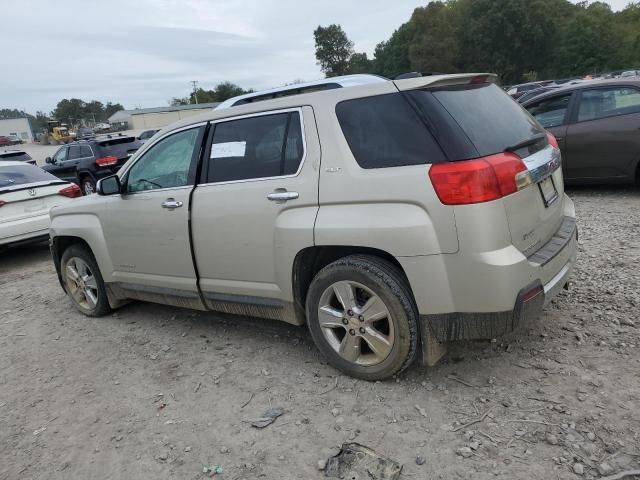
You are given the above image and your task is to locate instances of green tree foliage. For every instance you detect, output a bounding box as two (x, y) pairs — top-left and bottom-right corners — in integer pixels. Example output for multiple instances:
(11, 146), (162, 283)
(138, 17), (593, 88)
(314, 24), (355, 77)
(51, 98), (124, 125)
(408, 1), (460, 74)
(171, 81), (253, 106)
(553, 2), (626, 77)
(191, 81), (252, 103)
(321, 1), (640, 84)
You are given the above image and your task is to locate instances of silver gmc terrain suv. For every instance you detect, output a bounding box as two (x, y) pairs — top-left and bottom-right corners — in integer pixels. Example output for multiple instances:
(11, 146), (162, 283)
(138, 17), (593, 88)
(50, 73), (577, 380)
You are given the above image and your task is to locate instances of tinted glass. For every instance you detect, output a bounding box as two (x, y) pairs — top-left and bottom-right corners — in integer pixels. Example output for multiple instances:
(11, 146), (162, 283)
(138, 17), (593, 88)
(80, 145), (93, 157)
(127, 128), (201, 193)
(526, 94), (572, 128)
(336, 93), (444, 168)
(207, 111), (304, 182)
(97, 137), (142, 159)
(428, 83), (543, 157)
(0, 151), (32, 161)
(68, 145), (82, 159)
(578, 87), (640, 122)
(0, 164), (59, 189)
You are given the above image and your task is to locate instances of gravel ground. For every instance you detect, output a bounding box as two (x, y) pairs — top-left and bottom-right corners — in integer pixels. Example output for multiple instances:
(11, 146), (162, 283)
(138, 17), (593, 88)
(1, 186), (639, 480)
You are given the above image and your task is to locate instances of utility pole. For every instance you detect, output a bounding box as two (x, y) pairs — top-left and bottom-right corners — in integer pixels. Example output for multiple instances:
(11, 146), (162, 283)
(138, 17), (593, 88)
(191, 80), (199, 104)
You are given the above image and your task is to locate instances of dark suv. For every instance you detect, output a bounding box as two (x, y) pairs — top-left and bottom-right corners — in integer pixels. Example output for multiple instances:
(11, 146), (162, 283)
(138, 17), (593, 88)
(43, 135), (143, 195)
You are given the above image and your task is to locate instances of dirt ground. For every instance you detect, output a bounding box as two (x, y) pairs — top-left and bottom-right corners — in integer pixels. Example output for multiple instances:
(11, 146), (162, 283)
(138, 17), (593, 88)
(1, 186), (639, 480)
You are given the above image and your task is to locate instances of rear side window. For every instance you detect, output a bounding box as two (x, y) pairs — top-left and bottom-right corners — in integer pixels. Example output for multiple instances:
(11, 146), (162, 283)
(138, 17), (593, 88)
(80, 145), (93, 157)
(0, 164), (59, 190)
(97, 137), (142, 158)
(336, 93), (445, 168)
(68, 145), (82, 159)
(207, 111), (304, 183)
(577, 87), (640, 122)
(412, 83), (544, 159)
(526, 94), (572, 128)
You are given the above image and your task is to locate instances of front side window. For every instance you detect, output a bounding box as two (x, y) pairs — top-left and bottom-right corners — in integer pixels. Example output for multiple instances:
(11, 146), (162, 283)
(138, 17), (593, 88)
(577, 87), (640, 122)
(526, 94), (572, 128)
(207, 111), (304, 183)
(126, 127), (202, 193)
(53, 147), (68, 162)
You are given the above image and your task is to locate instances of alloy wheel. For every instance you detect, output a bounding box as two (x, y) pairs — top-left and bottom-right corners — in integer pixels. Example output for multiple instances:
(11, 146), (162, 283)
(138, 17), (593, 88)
(317, 280), (395, 366)
(64, 257), (99, 310)
(83, 181), (95, 195)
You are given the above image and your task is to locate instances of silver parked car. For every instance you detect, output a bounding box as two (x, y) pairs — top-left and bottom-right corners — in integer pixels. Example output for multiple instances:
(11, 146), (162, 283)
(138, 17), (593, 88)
(49, 73), (577, 380)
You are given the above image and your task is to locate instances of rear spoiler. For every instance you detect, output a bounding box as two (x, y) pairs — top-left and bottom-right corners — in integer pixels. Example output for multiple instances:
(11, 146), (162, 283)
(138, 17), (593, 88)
(393, 73), (497, 92)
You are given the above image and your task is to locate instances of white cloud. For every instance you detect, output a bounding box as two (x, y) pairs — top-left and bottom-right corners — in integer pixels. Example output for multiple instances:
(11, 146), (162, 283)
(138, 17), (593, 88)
(0, 0), (632, 113)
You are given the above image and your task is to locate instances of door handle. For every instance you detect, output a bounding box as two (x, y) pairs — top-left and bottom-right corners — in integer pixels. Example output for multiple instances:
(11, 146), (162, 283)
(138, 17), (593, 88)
(161, 199), (183, 209)
(555, 136), (564, 142)
(267, 190), (299, 202)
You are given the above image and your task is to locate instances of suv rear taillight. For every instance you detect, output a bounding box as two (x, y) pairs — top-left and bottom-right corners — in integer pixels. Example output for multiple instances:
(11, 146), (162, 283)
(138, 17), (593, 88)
(58, 184), (82, 198)
(429, 152), (528, 205)
(546, 131), (559, 149)
(95, 155), (118, 166)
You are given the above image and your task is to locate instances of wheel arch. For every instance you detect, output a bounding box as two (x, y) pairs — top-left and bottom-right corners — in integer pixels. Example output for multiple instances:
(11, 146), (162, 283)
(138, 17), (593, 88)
(51, 235), (93, 290)
(291, 245), (410, 325)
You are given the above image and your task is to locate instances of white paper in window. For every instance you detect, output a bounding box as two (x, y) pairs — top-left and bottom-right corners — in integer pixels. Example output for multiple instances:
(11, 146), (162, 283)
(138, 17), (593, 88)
(211, 141), (246, 158)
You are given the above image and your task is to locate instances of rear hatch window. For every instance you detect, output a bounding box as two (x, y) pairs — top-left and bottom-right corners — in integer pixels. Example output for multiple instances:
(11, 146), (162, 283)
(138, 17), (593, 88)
(409, 82), (563, 256)
(96, 136), (142, 160)
(407, 83), (546, 161)
(0, 151), (33, 163)
(0, 164), (63, 192)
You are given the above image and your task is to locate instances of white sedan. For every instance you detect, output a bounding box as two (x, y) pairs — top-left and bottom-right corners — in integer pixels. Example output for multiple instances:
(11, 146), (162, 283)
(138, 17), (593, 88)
(0, 161), (81, 247)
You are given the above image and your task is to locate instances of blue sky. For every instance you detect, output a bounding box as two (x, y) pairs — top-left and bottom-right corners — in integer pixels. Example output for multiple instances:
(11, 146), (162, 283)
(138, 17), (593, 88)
(0, 0), (633, 113)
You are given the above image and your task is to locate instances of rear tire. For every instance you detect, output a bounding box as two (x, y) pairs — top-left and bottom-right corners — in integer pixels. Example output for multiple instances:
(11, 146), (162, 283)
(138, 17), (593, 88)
(61, 244), (111, 317)
(305, 255), (418, 381)
(81, 177), (96, 195)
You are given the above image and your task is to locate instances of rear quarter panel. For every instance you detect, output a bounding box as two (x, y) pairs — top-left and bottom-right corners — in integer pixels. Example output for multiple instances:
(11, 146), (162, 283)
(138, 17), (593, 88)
(311, 87), (458, 256)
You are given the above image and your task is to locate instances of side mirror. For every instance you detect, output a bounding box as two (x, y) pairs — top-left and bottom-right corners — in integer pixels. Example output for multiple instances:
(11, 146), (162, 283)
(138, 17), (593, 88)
(96, 175), (121, 196)
(45, 156), (53, 164)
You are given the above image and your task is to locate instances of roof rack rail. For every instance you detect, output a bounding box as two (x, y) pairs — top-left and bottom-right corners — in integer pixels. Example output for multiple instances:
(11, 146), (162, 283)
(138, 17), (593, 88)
(216, 74), (388, 110)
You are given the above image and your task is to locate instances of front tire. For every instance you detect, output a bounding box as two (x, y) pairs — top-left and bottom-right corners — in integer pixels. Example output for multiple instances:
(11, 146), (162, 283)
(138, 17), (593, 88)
(306, 255), (418, 381)
(61, 244), (111, 317)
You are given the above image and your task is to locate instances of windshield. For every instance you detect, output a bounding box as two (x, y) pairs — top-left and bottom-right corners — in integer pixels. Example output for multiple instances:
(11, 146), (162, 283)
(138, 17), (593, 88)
(0, 164), (59, 189)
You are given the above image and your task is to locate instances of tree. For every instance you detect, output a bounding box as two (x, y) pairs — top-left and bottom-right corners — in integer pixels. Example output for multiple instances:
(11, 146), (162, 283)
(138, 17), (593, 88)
(52, 98), (86, 124)
(105, 102), (124, 119)
(169, 97), (189, 106)
(455, 0), (558, 83)
(314, 24), (354, 77)
(408, 2), (460, 74)
(346, 52), (373, 74)
(553, 2), (626, 77)
(373, 23), (415, 78)
(185, 82), (252, 104)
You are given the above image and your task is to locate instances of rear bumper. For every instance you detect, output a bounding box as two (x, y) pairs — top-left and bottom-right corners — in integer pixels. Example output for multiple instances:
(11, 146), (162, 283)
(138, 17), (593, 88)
(401, 199), (577, 342)
(0, 214), (50, 246)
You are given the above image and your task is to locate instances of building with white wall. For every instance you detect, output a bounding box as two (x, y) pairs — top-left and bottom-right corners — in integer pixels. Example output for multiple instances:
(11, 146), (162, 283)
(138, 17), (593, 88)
(0, 118), (34, 142)
(108, 102), (220, 131)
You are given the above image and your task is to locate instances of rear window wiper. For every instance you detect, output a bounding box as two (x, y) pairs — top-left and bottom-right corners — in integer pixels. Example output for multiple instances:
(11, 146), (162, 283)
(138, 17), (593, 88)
(504, 133), (546, 152)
